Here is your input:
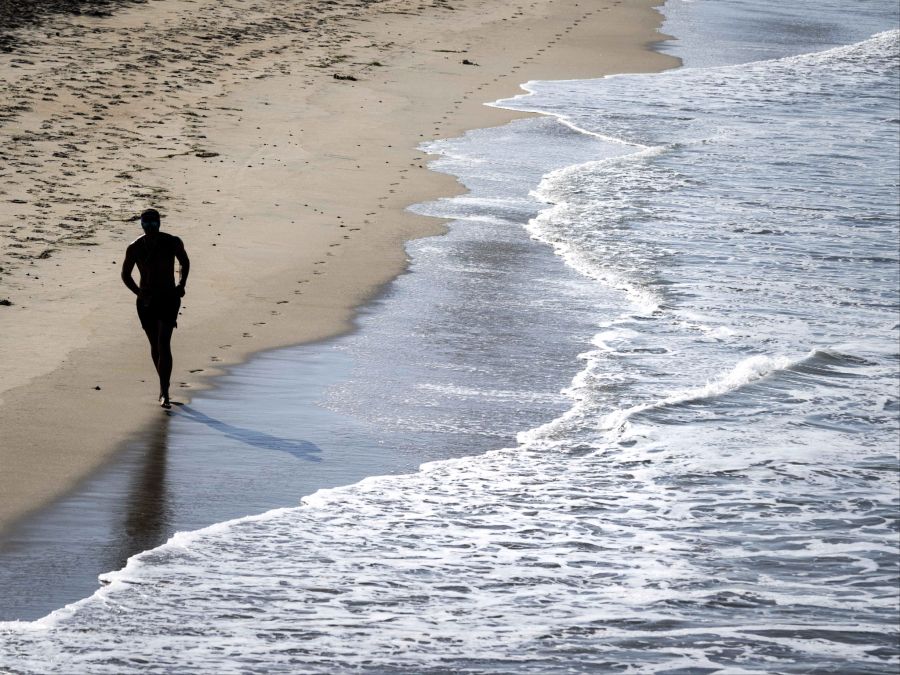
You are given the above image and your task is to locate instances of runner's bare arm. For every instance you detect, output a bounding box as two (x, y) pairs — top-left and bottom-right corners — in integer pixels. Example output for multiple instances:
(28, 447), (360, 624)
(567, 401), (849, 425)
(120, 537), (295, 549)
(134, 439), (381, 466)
(121, 244), (141, 296)
(175, 237), (190, 295)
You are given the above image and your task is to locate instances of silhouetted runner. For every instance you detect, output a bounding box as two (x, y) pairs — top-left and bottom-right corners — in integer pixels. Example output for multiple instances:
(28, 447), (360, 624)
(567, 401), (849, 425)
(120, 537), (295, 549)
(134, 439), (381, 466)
(121, 209), (190, 409)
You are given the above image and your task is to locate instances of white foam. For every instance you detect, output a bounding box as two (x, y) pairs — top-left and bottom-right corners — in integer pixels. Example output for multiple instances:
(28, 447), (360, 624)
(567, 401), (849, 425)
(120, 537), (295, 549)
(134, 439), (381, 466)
(600, 352), (805, 432)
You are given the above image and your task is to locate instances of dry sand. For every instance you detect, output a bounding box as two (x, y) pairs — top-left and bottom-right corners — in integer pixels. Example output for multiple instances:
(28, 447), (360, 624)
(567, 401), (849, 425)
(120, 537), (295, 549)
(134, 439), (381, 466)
(0, 0), (678, 533)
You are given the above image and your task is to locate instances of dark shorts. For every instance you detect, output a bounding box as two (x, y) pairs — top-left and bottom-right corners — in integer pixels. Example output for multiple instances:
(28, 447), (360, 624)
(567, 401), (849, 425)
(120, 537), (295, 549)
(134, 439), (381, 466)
(137, 292), (181, 331)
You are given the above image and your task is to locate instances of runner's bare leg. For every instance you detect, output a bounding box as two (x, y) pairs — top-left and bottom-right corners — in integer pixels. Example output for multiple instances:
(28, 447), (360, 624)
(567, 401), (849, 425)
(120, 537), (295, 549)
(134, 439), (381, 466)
(142, 323), (161, 376)
(156, 321), (175, 408)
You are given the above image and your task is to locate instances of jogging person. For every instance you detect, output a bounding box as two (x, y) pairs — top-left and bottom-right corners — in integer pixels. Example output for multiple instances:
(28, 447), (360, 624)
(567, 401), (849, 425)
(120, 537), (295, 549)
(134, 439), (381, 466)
(121, 208), (190, 408)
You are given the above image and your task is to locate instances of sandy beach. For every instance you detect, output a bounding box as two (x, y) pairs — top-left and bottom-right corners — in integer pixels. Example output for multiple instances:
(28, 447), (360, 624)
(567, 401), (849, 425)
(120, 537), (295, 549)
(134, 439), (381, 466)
(0, 0), (676, 534)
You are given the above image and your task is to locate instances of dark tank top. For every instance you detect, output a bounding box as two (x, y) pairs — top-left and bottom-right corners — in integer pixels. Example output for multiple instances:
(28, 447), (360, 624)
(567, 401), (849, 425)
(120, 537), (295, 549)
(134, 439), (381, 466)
(135, 232), (181, 293)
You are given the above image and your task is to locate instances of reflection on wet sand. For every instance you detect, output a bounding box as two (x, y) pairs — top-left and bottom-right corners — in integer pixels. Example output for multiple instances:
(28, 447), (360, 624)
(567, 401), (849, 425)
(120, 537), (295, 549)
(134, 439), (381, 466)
(0, 416), (176, 620)
(110, 415), (172, 573)
(0, 348), (356, 621)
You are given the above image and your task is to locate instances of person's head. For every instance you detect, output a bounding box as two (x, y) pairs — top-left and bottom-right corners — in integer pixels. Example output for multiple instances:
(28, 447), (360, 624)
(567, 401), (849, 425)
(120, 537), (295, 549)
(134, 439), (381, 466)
(140, 208), (161, 234)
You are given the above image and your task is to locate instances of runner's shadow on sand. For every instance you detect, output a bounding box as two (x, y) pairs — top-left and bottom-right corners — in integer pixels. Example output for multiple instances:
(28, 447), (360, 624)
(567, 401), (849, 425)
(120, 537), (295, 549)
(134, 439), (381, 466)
(175, 404), (323, 462)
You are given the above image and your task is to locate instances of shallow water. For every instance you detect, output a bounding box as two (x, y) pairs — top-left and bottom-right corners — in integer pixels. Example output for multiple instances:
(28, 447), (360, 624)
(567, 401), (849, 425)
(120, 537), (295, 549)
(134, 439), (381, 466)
(0, 348), (369, 620)
(1, 0), (898, 672)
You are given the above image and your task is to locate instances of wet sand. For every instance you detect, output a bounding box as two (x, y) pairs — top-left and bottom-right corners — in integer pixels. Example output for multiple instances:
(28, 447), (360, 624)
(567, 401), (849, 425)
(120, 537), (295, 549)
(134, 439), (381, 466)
(0, 0), (676, 549)
(2, 343), (452, 620)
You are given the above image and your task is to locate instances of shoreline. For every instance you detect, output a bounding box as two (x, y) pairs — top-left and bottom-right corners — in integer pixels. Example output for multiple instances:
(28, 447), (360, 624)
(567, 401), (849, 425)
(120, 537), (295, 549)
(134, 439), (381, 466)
(0, 0), (678, 535)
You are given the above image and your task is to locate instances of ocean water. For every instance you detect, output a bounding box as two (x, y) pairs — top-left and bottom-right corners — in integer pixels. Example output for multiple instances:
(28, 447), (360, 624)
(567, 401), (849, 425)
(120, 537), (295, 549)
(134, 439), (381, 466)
(2, 0), (899, 672)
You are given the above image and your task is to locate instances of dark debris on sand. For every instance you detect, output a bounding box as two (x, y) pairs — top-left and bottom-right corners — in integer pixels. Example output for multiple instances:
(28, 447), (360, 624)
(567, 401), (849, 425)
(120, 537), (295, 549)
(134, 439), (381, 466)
(0, 0), (392, 279)
(0, 0), (144, 51)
